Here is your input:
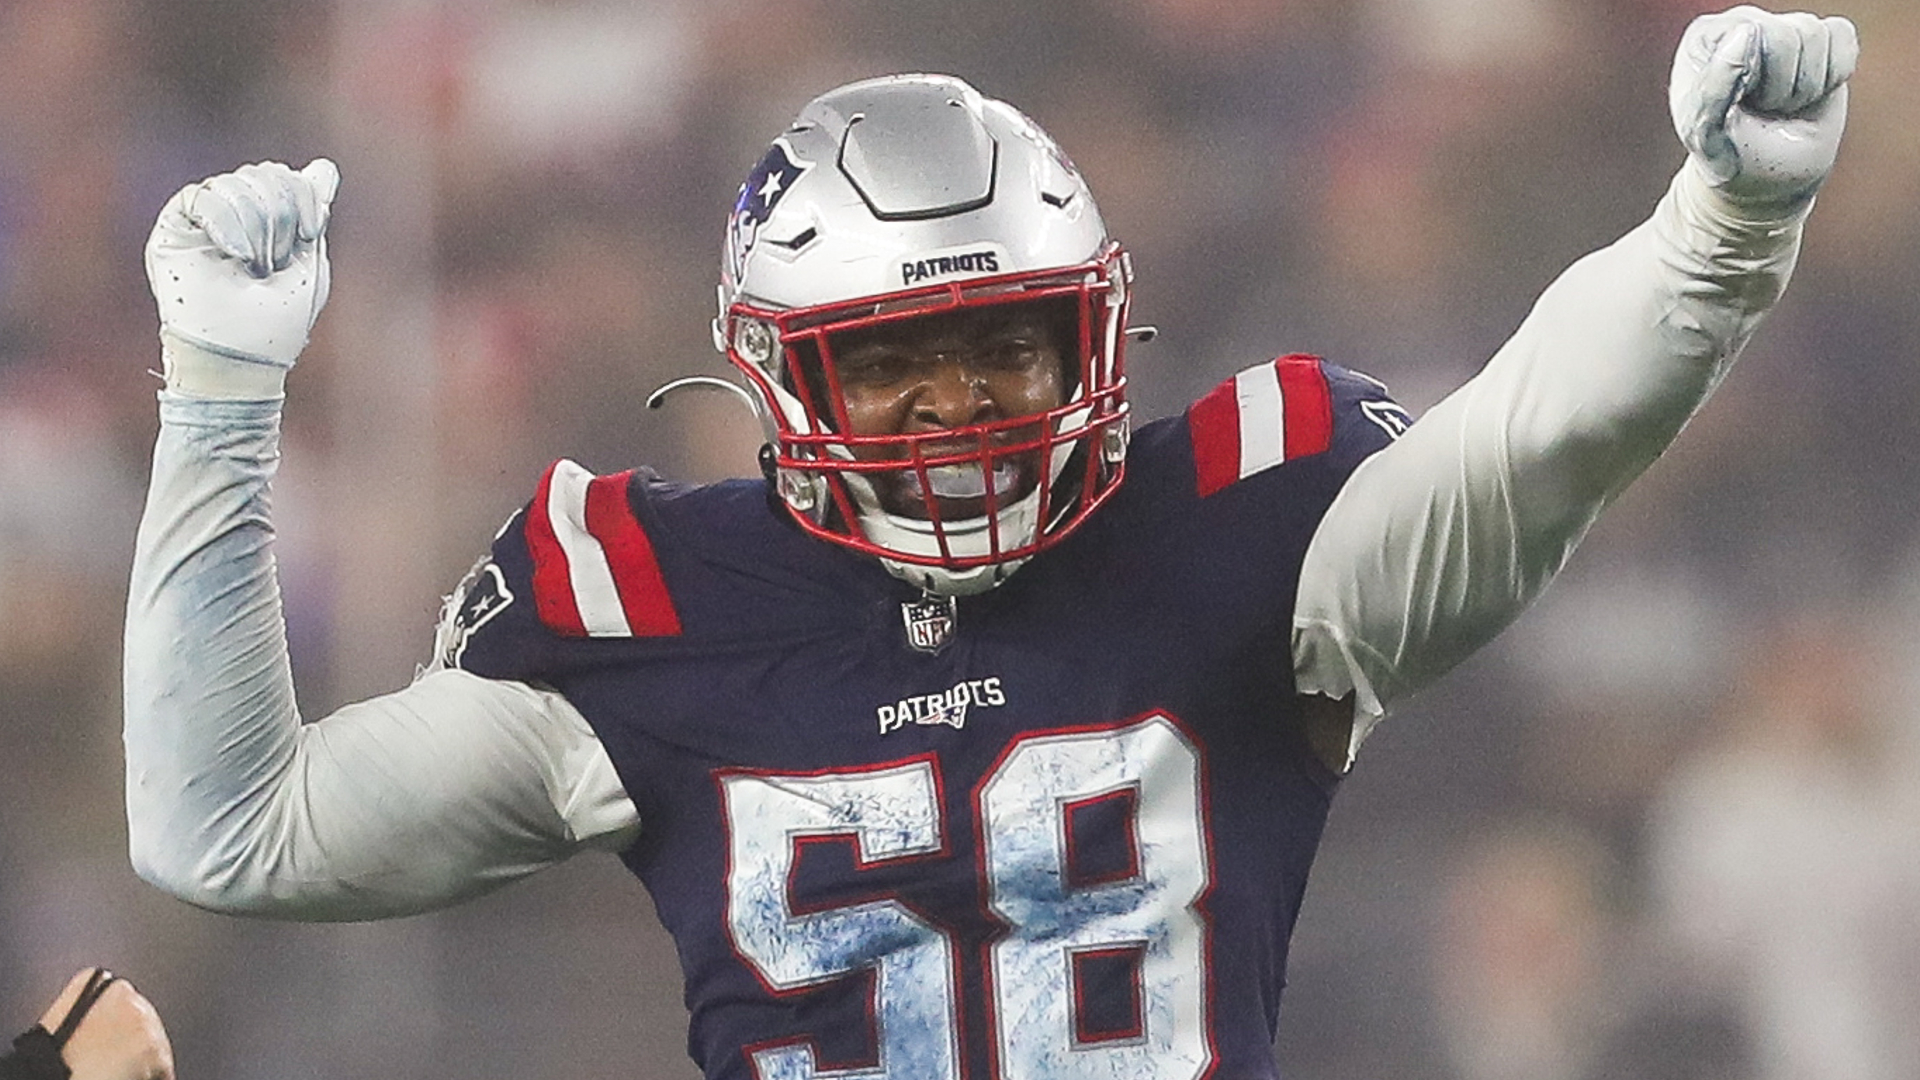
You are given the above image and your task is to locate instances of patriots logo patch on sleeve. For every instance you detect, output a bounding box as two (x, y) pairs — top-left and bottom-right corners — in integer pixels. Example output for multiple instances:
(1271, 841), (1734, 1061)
(1360, 399), (1412, 440)
(434, 559), (515, 670)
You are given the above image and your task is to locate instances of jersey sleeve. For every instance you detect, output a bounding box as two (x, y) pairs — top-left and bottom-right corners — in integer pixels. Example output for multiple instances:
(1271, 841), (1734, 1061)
(1184, 353), (1410, 502)
(124, 399), (635, 920)
(1292, 162), (1811, 767)
(1127, 355), (1408, 706)
(436, 458), (685, 682)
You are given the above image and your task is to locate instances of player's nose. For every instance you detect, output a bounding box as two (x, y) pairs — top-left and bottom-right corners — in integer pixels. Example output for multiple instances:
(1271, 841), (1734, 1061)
(908, 358), (994, 430)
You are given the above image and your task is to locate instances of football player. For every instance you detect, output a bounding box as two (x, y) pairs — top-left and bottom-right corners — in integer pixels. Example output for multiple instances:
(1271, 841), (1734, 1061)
(124, 7), (1855, 1079)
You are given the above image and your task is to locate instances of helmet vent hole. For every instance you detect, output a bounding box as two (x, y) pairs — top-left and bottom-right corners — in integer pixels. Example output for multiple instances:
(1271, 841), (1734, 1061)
(1041, 190), (1075, 209)
(770, 226), (818, 250)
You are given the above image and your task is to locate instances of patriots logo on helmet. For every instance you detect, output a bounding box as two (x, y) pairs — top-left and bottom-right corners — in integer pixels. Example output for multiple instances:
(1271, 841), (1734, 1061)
(727, 139), (811, 282)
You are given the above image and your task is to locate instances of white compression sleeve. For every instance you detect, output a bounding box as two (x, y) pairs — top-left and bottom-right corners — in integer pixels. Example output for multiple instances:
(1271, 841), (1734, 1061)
(1292, 162), (1808, 766)
(123, 386), (639, 921)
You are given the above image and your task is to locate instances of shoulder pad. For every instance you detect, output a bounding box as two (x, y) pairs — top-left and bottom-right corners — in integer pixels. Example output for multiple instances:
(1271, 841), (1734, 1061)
(523, 459), (682, 638)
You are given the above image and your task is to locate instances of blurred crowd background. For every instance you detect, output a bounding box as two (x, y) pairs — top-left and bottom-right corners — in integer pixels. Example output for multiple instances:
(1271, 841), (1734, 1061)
(1, 0), (1917, 1077)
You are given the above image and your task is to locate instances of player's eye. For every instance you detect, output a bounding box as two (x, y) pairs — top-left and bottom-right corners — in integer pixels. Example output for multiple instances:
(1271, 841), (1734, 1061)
(837, 350), (918, 386)
(980, 339), (1046, 371)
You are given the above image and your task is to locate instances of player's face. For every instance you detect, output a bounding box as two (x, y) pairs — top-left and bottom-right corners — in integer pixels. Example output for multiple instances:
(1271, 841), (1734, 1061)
(829, 303), (1070, 521)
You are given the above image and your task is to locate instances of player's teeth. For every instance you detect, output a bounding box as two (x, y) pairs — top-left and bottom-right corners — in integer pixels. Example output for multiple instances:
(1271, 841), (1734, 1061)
(907, 463), (1018, 500)
(927, 465), (987, 499)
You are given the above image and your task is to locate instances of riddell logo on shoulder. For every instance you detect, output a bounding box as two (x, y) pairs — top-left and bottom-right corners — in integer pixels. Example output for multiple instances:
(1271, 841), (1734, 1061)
(899, 249), (1002, 286)
(878, 677), (1005, 734)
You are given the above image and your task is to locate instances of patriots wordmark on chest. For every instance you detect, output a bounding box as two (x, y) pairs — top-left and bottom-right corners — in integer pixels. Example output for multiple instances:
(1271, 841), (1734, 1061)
(902, 593), (957, 653)
(877, 677), (1006, 735)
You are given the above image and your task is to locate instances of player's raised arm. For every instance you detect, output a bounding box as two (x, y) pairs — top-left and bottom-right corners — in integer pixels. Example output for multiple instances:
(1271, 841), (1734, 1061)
(1292, 6), (1857, 765)
(124, 162), (637, 920)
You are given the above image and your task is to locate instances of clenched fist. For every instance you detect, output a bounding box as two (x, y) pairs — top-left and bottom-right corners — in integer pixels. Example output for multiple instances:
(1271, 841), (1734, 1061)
(145, 159), (338, 393)
(1670, 6), (1857, 209)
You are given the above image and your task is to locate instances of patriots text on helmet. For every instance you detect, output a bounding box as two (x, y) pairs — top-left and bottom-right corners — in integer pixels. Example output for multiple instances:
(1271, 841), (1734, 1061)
(900, 250), (1001, 286)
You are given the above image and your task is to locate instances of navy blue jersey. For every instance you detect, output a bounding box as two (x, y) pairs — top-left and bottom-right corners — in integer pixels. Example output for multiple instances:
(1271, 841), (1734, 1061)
(446, 356), (1408, 1080)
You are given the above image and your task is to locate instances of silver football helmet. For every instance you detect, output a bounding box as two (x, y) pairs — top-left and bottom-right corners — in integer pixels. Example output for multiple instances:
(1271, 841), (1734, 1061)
(715, 74), (1133, 596)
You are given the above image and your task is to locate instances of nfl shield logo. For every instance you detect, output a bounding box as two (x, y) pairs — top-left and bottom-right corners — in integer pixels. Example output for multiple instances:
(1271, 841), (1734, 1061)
(902, 594), (957, 653)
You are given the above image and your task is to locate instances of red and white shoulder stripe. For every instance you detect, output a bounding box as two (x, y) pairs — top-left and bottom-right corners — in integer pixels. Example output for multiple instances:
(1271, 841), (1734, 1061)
(524, 459), (682, 637)
(1186, 353), (1333, 498)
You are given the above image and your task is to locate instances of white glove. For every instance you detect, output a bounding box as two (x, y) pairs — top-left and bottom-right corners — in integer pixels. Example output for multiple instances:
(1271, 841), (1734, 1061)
(144, 159), (339, 396)
(1670, 6), (1857, 211)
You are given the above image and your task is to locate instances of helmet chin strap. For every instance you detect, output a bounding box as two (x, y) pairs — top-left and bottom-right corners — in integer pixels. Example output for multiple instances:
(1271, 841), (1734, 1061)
(840, 418), (1080, 594)
(881, 553), (1029, 597)
(843, 469), (1042, 560)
